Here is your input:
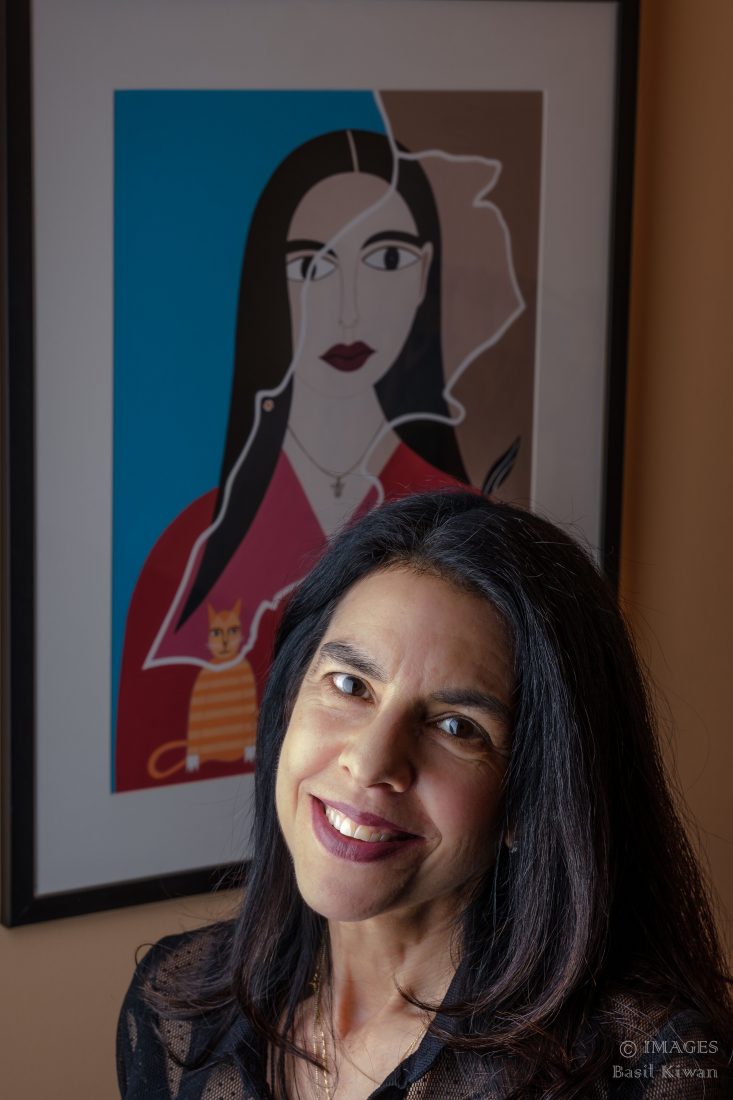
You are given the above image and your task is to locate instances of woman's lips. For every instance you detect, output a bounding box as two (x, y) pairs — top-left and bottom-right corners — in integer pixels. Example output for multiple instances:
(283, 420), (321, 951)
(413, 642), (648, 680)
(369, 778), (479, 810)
(320, 798), (417, 837)
(320, 342), (375, 372)
(310, 797), (423, 863)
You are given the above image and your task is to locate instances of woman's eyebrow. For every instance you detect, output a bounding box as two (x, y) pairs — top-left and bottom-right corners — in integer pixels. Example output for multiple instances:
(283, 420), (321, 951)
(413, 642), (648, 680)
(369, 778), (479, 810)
(362, 230), (422, 248)
(431, 688), (512, 726)
(285, 238), (336, 256)
(317, 641), (387, 681)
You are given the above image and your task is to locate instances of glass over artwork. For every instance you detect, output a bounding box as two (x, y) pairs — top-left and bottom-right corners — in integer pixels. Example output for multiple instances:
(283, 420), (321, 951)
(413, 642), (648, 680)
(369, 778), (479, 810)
(112, 90), (541, 793)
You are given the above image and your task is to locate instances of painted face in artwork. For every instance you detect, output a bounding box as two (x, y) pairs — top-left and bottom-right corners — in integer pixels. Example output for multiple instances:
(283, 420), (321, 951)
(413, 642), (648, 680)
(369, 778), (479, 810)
(285, 173), (434, 398)
(275, 568), (513, 926)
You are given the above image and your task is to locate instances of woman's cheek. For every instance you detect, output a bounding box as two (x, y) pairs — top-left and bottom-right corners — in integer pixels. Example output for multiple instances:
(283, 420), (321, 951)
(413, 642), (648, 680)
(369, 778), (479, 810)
(278, 700), (342, 779)
(360, 267), (425, 351)
(288, 278), (339, 354)
(423, 755), (504, 839)
(286, 283), (302, 345)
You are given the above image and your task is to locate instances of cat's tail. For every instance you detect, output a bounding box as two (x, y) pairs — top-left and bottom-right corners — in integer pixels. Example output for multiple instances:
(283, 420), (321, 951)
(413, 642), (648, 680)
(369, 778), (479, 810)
(147, 741), (189, 780)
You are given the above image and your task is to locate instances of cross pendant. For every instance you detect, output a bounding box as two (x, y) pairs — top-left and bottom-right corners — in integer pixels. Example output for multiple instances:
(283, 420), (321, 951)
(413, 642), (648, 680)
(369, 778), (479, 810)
(331, 476), (344, 498)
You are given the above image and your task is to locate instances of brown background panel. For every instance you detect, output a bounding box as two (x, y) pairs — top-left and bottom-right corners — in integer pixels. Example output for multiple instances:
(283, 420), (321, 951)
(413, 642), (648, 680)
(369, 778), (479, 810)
(381, 91), (542, 502)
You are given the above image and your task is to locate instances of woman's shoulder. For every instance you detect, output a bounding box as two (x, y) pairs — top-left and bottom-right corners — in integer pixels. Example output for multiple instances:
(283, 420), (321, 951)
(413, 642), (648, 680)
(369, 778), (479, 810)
(590, 987), (731, 1096)
(379, 440), (475, 496)
(117, 921), (261, 1099)
(598, 985), (722, 1042)
(122, 920), (234, 1007)
(117, 488), (218, 660)
(438, 991), (731, 1098)
(157, 918), (234, 966)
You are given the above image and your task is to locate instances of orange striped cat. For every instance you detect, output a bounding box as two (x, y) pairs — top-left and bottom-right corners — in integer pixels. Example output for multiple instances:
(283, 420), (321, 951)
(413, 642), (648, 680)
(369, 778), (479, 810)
(146, 600), (258, 779)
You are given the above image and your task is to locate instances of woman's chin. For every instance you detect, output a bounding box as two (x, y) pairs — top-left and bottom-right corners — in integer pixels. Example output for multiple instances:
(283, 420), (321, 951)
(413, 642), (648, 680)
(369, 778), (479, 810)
(293, 356), (391, 398)
(296, 876), (398, 924)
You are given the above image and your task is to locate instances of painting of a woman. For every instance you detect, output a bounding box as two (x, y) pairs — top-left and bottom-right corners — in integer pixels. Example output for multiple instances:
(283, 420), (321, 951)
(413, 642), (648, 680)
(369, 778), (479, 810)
(114, 126), (526, 791)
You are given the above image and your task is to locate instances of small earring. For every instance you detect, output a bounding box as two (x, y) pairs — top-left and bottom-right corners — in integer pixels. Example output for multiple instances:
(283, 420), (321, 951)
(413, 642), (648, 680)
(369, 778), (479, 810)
(262, 398), (274, 412)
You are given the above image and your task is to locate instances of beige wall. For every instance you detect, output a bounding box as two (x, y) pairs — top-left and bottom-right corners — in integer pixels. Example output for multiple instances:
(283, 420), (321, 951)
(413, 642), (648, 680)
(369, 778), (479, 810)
(2, 1), (732, 1096)
(0, 891), (239, 1098)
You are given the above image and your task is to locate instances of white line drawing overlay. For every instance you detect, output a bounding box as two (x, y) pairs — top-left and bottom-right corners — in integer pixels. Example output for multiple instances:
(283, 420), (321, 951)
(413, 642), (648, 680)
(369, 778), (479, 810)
(142, 92), (526, 674)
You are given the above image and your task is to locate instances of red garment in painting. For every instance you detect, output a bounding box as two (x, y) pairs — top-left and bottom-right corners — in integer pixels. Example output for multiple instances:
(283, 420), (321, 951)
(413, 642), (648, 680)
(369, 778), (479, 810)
(114, 444), (464, 791)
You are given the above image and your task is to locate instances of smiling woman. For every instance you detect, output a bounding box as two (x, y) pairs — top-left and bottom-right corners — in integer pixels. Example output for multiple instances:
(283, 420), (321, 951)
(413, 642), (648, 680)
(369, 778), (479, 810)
(276, 570), (512, 932)
(117, 492), (733, 1099)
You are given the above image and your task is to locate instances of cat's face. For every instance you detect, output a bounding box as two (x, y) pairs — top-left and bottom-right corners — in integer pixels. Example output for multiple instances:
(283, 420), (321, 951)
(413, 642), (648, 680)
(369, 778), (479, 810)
(207, 600), (243, 660)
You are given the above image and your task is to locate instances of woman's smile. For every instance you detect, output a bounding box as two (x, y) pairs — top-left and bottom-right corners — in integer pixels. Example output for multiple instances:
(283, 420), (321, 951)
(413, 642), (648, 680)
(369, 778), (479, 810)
(310, 796), (425, 863)
(275, 567), (513, 924)
(320, 796), (421, 840)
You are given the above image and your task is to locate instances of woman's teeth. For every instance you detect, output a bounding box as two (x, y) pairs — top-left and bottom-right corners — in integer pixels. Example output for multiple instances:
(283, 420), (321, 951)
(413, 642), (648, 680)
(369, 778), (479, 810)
(324, 805), (400, 843)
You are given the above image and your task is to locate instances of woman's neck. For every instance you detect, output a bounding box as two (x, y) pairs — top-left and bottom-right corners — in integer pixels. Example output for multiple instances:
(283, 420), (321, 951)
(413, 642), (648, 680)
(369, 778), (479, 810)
(286, 374), (389, 473)
(283, 374), (399, 535)
(284, 912), (458, 1099)
(326, 910), (458, 1037)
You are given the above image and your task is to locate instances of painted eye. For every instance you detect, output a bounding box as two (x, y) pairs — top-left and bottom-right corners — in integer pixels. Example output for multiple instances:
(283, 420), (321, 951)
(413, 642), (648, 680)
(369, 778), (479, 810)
(286, 254), (337, 282)
(436, 715), (484, 741)
(332, 673), (369, 698)
(362, 245), (420, 272)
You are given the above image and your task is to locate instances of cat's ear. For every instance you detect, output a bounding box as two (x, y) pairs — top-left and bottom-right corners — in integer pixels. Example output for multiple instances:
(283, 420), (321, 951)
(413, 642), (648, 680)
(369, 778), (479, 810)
(233, 598), (242, 618)
(207, 602), (217, 625)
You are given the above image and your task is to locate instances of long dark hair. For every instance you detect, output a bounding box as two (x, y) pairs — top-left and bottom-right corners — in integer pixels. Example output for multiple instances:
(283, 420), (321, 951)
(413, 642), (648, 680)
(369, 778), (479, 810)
(178, 128), (473, 627)
(156, 491), (732, 1097)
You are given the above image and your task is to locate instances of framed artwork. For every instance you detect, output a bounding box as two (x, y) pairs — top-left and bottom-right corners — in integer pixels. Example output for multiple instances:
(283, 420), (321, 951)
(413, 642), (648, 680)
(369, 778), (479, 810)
(1, 0), (639, 924)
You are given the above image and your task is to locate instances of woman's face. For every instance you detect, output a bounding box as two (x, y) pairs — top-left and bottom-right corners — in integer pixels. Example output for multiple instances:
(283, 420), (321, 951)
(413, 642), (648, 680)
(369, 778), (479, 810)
(275, 568), (513, 926)
(285, 173), (433, 397)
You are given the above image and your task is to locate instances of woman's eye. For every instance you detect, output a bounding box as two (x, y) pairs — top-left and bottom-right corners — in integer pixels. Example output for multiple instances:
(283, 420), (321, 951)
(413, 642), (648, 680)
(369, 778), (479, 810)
(435, 715), (484, 742)
(362, 245), (420, 272)
(331, 673), (369, 698)
(285, 254), (337, 282)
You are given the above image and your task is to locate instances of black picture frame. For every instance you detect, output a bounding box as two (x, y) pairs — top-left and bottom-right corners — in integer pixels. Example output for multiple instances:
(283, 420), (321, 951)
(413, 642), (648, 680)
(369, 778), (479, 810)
(1, 0), (639, 925)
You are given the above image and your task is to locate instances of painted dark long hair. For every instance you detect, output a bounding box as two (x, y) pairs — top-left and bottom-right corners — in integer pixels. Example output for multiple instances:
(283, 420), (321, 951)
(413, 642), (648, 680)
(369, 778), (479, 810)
(154, 492), (732, 1097)
(178, 129), (471, 628)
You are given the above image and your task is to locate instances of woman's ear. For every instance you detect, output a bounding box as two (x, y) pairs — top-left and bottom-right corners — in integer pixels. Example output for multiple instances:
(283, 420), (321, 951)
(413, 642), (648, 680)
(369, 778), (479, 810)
(503, 824), (515, 852)
(417, 242), (434, 304)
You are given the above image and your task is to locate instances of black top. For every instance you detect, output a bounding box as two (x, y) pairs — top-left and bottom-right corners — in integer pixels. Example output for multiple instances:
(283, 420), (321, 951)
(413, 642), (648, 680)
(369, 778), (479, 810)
(117, 926), (732, 1099)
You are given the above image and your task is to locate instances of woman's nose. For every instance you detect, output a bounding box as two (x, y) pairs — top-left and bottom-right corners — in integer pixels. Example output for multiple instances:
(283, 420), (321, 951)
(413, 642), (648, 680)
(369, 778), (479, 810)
(339, 269), (359, 331)
(337, 711), (415, 793)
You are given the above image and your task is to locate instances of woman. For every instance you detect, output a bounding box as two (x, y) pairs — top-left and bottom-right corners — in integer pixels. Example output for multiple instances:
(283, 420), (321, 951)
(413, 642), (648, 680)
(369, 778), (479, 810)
(118, 491), (733, 1097)
(115, 128), (523, 790)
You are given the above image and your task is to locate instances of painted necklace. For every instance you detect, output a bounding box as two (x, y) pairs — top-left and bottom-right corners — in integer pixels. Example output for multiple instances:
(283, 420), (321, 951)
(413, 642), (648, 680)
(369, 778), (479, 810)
(286, 424), (382, 499)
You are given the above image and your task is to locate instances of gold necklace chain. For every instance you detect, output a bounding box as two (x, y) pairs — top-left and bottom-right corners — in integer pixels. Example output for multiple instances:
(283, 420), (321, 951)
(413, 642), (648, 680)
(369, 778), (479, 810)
(312, 946), (332, 1100)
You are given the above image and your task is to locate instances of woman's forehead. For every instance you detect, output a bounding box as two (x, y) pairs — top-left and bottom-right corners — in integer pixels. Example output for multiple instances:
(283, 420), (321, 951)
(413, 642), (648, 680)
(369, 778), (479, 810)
(288, 172), (417, 242)
(319, 568), (513, 694)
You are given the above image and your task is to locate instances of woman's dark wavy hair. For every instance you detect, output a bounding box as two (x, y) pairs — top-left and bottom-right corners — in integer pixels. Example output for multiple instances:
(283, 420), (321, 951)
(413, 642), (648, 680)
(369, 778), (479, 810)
(156, 491), (733, 1097)
(178, 128), (480, 628)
